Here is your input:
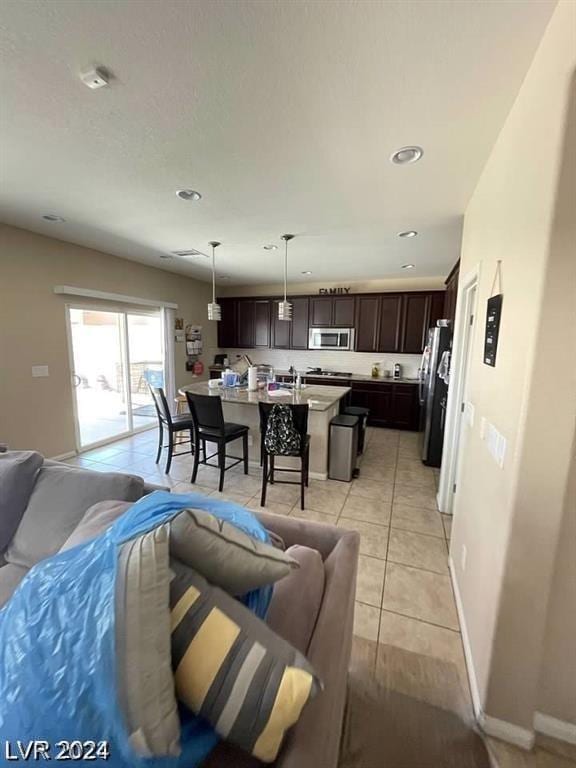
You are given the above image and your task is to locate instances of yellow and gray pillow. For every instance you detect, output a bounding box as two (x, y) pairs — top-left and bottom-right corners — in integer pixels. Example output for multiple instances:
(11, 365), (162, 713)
(170, 559), (321, 763)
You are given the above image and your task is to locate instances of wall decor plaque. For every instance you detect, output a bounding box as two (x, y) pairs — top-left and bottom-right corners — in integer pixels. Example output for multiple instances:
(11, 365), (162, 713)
(484, 294), (503, 367)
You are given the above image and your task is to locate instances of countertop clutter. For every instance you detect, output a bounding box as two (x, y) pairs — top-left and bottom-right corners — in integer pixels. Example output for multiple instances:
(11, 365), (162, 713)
(180, 382), (351, 412)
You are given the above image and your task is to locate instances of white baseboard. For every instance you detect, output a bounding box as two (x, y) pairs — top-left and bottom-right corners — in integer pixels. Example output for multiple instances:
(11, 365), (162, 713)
(480, 713), (535, 750)
(50, 451), (76, 461)
(534, 712), (576, 745)
(448, 556), (483, 719)
(448, 557), (535, 751)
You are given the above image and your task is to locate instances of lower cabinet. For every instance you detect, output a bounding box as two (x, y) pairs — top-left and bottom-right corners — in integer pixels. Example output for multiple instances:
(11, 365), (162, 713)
(350, 381), (420, 430)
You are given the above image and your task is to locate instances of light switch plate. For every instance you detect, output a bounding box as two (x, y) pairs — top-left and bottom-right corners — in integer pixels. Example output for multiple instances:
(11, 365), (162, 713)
(32, 365), (49, 378)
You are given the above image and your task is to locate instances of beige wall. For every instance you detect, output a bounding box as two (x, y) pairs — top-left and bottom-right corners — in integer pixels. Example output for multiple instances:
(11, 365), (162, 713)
(450, 0), (576, 735)
(0, 224), (216, 457)
(218, 275), (445, 297)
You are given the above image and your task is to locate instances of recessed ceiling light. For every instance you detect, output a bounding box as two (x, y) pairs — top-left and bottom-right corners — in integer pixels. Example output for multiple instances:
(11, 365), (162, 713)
(263, 244), (278, 251)
(390, 146), (423, 165)
(401, 264), (416, 270)
(398, 230), (418, 238)
(176, 189), (202, 201)
(301, 271), (313, 275)
(42, 214), (66, 222)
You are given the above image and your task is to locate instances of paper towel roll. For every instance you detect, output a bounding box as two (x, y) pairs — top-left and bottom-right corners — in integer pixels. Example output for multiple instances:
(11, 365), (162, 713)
(248, 366), (258, 391)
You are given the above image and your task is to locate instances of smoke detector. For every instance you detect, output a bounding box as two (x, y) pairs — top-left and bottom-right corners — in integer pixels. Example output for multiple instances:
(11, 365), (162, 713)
(80, 67), (110, 90)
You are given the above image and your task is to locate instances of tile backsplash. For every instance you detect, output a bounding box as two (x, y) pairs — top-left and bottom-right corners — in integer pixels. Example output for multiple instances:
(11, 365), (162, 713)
(209, 348), (422, 379)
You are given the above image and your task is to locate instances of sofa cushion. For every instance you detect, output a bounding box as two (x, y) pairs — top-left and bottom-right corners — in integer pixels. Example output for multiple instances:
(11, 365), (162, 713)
(0, 563), (29, 609)
(59, 500), (133, 552)
(169, 507), (298, 595)
(170, 559), (321, 763)
(0, 451), (43, 555)
(266, 545), (326, 655)
(4, 464), (144, 568)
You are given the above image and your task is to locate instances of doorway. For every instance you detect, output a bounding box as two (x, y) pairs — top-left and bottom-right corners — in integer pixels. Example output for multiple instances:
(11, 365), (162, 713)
(67, 306), (165, 450)
(437, 268), (479, 516)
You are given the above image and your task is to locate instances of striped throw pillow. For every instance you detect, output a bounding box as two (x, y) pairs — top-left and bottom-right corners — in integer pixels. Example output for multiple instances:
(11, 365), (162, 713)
(170, 559), (321, 763)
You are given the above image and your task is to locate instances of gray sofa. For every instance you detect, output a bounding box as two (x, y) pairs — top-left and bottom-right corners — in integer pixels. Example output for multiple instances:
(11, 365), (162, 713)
(0, 451), (359, 768)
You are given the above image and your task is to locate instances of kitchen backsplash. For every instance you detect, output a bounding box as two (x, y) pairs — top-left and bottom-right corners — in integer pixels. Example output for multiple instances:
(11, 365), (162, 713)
(209, 348), (423, 379)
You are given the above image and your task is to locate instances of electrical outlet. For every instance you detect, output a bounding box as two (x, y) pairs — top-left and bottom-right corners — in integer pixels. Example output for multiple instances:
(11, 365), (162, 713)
(31, 365), (49, 378)
(461, 544), (467, 572)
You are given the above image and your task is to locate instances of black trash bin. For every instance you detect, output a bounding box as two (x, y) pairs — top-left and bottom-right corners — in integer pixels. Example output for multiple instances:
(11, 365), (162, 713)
(342, 406), (370, 454)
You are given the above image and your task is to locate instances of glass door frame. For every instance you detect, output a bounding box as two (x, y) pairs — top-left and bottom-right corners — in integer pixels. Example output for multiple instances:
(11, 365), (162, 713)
(65, 302), (168, 453)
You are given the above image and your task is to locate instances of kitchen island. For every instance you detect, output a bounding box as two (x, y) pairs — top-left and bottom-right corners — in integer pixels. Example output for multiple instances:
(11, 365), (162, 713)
(179, 382), (350, 479)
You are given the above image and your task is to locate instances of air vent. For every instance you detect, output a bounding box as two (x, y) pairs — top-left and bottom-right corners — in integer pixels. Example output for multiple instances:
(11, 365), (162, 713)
(171, 249), (208, 258)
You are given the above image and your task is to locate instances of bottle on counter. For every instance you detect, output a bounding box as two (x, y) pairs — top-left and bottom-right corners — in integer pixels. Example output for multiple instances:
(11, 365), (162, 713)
(295, 373), (302, 390)
(371, 362), (381, 378)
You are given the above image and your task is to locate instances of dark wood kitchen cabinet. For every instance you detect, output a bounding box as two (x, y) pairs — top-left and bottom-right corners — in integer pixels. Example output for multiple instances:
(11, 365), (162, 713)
(400, 291), (445, 353)
(254, 300), (271, 347)
(310, 295), (355, 327)
(391, 384), (420, 430)
(444, 260), (460, 325)
(217, 298), (238, 348)
(350, 380), (420, 430)
(378, 294), (403, 352)
(236, 300), (255, 348)
(290, 297), (309, 349)
(355, 296), (380, 352)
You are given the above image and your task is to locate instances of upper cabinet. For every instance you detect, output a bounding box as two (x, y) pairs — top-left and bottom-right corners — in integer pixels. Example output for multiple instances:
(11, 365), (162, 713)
(310, 295), (355, 327)
(216, 291), (444, 354)
(443, 260), (460, 325)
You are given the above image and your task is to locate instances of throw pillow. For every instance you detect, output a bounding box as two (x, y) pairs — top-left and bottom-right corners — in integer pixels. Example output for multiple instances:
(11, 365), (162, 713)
(0, 451), (43, 555)
(169, 507), (298, 595)
(59, 500), (133, 552)
(170, 559), (321, 763)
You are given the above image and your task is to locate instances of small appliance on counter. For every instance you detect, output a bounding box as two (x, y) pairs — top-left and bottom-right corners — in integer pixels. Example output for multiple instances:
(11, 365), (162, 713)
(393, 363), (402, 379)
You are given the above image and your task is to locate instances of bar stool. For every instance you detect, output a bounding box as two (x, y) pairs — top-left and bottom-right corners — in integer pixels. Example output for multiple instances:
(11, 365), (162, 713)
(185, 392), (250, 493)
(342, 406), (370, 454)
(259, 402), (310, 511)
(149, 386), (195, 474)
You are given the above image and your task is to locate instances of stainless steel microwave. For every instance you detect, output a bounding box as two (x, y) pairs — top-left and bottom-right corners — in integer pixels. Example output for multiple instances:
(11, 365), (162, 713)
(308, 327), (355, 350)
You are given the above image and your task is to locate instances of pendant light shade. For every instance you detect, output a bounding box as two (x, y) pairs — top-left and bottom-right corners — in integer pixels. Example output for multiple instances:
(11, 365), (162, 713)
(207, 241), (221, 321)
(279, 234), (294, 322)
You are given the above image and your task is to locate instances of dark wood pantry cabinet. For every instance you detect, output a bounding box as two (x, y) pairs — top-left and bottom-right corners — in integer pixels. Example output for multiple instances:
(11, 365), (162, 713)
(310, 295), (355, 327)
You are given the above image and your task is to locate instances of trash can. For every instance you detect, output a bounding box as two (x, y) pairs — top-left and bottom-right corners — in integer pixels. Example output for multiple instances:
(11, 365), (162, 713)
(342, 406), (370, 454)
(329, 415), (359, 482)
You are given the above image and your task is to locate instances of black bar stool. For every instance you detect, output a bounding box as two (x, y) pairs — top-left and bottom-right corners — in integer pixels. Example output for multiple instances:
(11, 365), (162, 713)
(259, 402), (310, 510)
(149, 386), (195, 474)
(342, 406), (370, 454)
(185, 392), (249, 492)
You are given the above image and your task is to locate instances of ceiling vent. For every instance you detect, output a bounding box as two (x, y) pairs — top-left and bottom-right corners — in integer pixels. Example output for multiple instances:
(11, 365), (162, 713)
(171, 249), (208, 258)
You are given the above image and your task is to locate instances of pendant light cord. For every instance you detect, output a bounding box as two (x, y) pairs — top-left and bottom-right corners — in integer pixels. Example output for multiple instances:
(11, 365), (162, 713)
(212, 245), (216, 304)
(284, 238), (288, 302)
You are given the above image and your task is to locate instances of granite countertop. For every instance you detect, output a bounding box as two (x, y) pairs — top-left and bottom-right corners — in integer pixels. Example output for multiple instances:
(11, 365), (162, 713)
(179, 382), (351, 412)
(275, 370), (419, 385)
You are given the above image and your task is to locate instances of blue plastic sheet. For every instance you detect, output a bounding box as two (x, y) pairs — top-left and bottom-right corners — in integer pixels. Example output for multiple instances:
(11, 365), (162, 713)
(0, 491), (272, 766)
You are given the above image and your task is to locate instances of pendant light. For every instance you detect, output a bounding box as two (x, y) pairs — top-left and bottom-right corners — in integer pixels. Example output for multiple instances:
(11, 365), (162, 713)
(207, 241), (221, 321)
(278, 234), (294, 321)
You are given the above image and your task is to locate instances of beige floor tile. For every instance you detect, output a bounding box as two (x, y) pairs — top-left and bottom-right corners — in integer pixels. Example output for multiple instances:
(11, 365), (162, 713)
(387, 529), (448, 574)
(349, 635), (378, 687)
(261, 482), (301, 505)
(357, 462), (397, 481)
(221, 473), (262, 496)
(382, 562), (458, 630)
(172, 481), (214, 496)
(391, 504), (445, 538)
(394, 467), (436, 490)
(379, 610), (463, 665)
(338, 519), (389, 559)
(291, 508), (339, 526)
(143, 472), (182, 489)
(353, 601), (381, 642)
(302, 488), (347, 515)
(356, 555), (386, 607)
(208, 490), (253, 505)
(341, 496), (392, 526)
(442, 514), (453, 540)
(393, 484), (438, 511)
(308, 478), (351, 495)
(246, 499), (295, 517)
(349, 478), (394, 501)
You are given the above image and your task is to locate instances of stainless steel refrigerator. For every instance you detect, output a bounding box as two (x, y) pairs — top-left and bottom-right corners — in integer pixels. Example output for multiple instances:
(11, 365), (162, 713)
(419, 322), (452, 467)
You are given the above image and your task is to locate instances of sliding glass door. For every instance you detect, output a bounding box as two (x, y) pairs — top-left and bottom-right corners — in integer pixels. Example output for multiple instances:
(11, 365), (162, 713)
(68, 307), (165, 449)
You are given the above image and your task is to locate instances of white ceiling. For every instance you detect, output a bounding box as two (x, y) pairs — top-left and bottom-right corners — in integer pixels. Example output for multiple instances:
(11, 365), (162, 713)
(0, 0), (555, 285)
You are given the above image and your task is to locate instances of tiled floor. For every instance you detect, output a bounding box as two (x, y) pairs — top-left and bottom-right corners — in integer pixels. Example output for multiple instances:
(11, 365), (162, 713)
(66, 426), (573, 766)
